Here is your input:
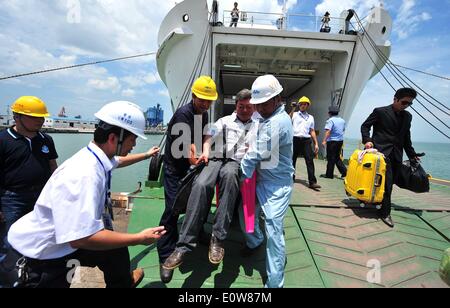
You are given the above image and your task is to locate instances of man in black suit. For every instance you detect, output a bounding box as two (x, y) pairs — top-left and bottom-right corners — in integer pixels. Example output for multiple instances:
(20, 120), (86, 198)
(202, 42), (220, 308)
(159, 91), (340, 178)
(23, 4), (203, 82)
(361, 88), (420, 228)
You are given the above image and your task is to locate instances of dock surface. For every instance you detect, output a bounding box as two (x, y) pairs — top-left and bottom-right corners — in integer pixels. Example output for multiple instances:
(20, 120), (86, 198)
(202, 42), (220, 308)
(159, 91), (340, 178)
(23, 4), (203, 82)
(128, 159), (450, 288)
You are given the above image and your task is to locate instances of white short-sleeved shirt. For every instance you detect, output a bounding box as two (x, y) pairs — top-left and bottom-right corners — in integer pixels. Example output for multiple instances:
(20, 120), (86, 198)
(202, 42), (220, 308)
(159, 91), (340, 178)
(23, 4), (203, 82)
(292, 111), (315, 138)
(207, 113), (258, 162)
(8, 142), (119, 260)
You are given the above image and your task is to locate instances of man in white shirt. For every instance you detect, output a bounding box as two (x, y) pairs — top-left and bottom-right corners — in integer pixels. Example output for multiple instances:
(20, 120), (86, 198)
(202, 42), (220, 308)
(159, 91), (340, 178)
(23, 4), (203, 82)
(291, 96), (321, 190)
(162, 89), (259, 271)
(0, 101), (165, 288)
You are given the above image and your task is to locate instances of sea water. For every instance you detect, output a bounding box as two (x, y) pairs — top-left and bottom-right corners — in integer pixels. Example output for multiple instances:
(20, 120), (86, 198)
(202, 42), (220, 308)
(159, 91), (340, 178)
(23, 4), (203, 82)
(50, 134), (450, 193)
(343, 139), (450, 180)
(50, 133), (164, 192)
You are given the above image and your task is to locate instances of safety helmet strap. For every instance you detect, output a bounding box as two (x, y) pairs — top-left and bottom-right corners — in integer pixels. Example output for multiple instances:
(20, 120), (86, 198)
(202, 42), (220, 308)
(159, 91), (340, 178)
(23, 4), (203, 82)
(116, 128), (125, 156)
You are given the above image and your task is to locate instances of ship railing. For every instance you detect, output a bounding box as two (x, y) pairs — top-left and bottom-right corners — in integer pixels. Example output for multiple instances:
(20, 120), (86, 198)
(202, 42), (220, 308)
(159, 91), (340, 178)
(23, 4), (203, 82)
(222, 10), (365, 34)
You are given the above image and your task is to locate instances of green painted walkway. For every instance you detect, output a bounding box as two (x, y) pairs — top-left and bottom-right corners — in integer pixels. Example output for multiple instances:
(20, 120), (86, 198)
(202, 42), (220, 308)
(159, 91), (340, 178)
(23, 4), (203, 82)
(128, 160), (450, 288)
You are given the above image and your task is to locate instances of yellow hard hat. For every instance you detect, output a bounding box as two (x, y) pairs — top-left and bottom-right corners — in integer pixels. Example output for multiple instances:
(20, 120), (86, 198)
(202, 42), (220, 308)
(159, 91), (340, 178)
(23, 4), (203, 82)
(11, 96), (50, 118)
(192, 76), (218, 101)
(298, 96), (311, 105)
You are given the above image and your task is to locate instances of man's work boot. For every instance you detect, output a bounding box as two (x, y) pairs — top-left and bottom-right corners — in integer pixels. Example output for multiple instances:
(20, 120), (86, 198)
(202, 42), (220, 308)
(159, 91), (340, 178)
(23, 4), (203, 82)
(163, 250), (186, 270)
(159, 264), (174, 284)
(208, 235), (224, 265)
(130, 268), (144, 288)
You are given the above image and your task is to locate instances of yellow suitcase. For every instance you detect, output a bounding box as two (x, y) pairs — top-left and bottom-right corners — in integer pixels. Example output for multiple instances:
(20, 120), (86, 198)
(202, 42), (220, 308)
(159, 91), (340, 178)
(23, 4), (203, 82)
(344, 149), (386, 206)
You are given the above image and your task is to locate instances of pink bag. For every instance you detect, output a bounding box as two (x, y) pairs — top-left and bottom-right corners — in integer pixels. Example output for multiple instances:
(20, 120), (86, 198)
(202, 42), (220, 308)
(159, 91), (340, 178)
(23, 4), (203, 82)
(216, 172), (256, 233)
(241, 172), (256, 233)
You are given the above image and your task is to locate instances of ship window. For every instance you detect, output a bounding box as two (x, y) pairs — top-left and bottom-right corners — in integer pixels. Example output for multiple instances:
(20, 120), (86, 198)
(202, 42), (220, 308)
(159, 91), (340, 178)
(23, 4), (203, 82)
(382, 26), (386, 34)
(183, 14), (189, 22)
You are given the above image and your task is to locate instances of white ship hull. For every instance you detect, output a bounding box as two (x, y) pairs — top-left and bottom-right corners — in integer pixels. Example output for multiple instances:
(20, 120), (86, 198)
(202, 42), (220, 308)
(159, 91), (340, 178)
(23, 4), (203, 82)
(156, 0), (392, 133)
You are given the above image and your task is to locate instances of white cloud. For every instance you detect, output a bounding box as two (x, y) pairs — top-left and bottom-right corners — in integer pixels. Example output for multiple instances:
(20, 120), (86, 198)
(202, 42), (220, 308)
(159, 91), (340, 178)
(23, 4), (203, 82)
(0, 0), (175, 119)
(122, 76), (146, 88)
(122, 88), (136, 97)
(143, 73), (161, 85)
(121, 71), (161, 89)
(394, 0), (432, 39)
(0, 0), (175, 77)
(158, 89), (170, 97)
(315, 0), (380, 19)
(88, 77), (120, 92)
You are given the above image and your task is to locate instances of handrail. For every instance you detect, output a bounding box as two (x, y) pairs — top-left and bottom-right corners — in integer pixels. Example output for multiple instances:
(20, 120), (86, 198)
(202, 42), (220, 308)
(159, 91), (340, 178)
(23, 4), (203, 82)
(221, 10), (366, 34)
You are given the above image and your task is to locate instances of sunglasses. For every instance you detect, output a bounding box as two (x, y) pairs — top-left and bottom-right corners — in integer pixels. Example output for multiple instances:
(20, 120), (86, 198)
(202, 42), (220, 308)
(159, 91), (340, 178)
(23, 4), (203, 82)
(400, 100), (413, 106)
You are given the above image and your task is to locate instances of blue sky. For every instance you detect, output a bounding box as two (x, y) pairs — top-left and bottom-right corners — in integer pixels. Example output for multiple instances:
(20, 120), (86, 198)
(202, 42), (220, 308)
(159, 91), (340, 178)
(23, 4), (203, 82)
(0, 0), (448, 143)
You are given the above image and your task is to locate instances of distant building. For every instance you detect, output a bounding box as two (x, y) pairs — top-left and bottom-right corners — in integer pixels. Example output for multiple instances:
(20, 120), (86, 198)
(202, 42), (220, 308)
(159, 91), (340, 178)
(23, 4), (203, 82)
(44, 117), (98, 130)
(0, 105), (13, 127)
(146, 104), (164, 128)
(0, 114), (13, 127)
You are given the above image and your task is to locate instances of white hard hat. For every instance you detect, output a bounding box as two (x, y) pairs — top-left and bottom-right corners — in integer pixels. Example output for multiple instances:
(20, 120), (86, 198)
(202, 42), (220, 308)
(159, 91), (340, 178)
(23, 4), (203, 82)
(250, 75), (283, 105)
(95, 101), (147, 140)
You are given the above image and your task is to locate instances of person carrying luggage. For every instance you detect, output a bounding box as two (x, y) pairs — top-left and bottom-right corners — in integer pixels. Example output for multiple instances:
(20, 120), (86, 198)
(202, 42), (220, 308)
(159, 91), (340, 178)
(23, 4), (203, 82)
(361, 88), (421, 228)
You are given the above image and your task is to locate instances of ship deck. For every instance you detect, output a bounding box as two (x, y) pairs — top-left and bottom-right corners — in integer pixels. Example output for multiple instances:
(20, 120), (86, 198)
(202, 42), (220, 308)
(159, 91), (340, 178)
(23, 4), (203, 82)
(128, 159), (450, 288)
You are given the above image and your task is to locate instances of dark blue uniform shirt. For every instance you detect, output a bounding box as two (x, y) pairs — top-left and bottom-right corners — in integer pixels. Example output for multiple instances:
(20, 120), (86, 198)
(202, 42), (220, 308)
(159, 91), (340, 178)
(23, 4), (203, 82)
(164, 101), (208, 175)
(0, 128), (58, 191)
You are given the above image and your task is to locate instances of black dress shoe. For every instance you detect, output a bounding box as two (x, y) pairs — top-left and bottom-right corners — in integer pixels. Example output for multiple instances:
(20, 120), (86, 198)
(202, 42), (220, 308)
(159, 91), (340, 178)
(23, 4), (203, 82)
(320, 174), (333, 179)
(381, 215), (394, 228)
(160, 264), (174, 284)
(309, 183), (321, 190)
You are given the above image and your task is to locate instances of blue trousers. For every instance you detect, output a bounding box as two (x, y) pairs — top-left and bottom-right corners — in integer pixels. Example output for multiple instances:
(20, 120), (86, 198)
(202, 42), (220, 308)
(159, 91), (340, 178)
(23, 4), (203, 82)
(0, 190), (40, 262)
(256, 182), (292, 288)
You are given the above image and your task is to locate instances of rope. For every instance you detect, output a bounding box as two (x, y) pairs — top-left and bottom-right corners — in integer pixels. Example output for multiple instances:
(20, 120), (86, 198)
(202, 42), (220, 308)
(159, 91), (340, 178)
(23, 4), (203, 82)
(352, 14), (449, 140)
(0, 53), (156, 81)
(393, 64), (450, 81)
(355, 18), (450, 115)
